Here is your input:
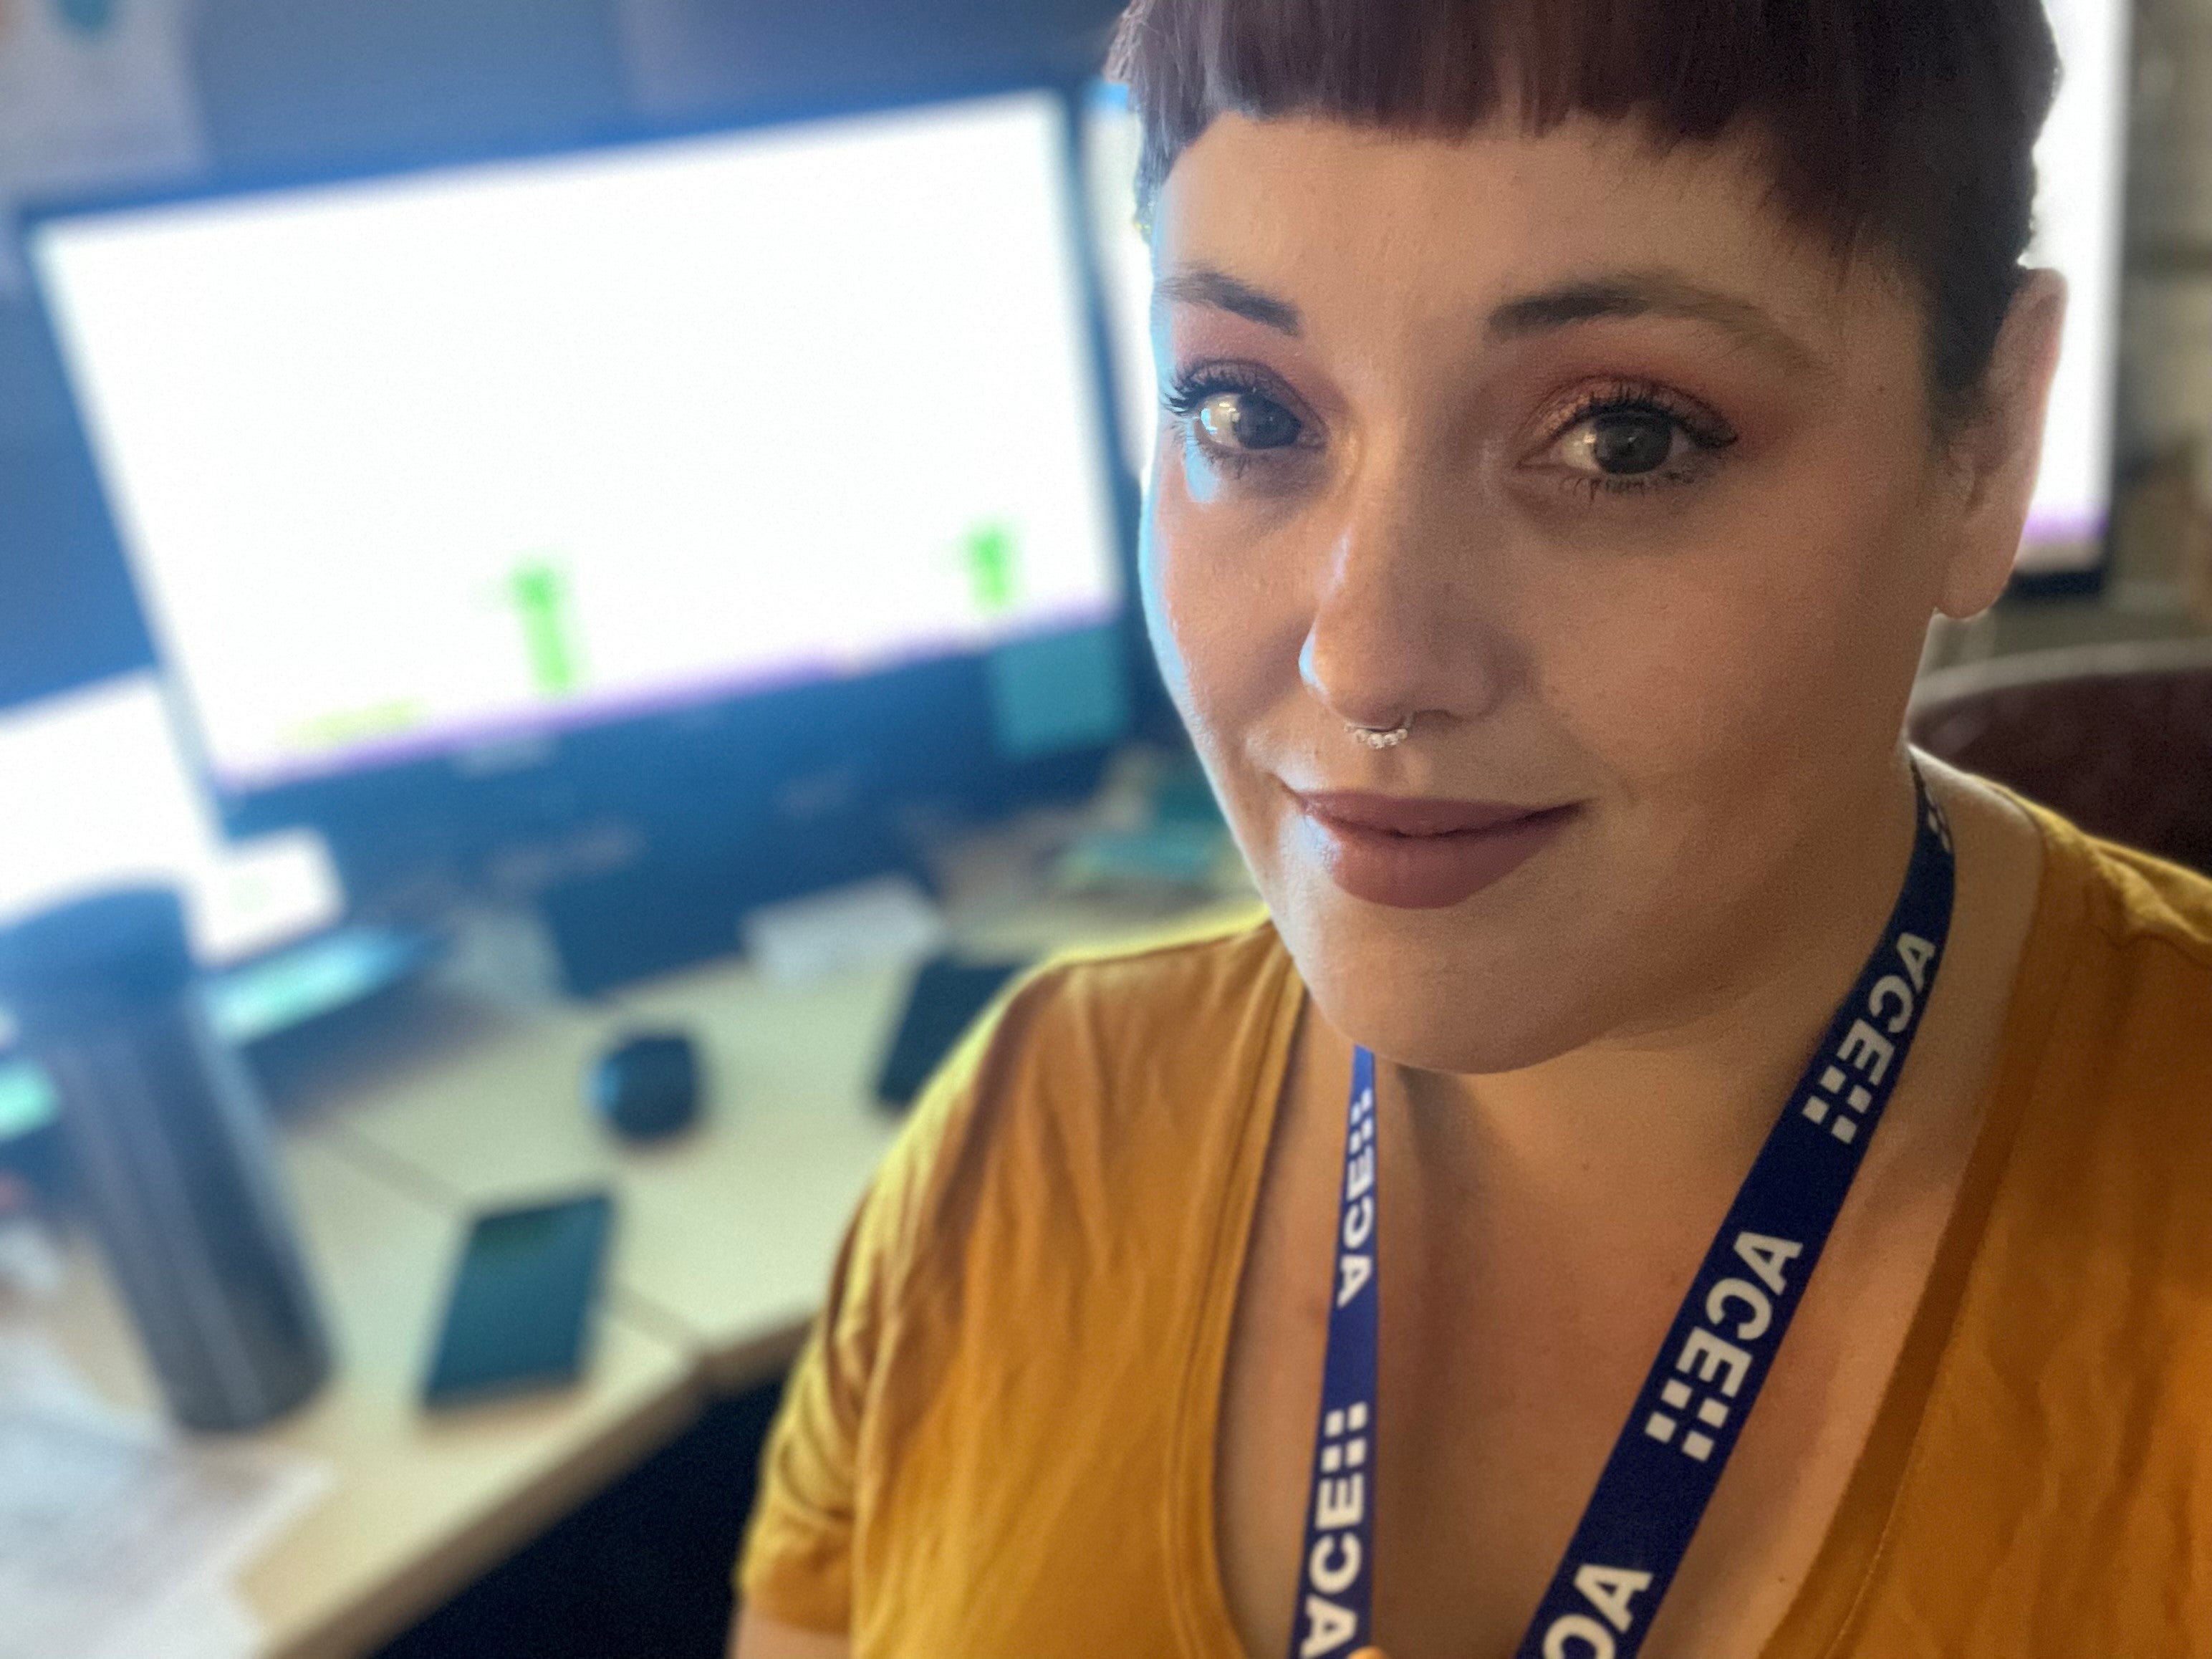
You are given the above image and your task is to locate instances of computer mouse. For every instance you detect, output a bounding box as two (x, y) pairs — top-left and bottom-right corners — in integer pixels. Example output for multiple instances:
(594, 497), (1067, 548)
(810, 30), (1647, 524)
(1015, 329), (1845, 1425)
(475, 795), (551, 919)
(590, 1032), (702, 1142)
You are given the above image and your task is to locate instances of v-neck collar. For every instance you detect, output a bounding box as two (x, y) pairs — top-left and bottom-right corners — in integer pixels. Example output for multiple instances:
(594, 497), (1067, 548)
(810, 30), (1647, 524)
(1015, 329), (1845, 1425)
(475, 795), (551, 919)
(1163, 794), (2091, 1659)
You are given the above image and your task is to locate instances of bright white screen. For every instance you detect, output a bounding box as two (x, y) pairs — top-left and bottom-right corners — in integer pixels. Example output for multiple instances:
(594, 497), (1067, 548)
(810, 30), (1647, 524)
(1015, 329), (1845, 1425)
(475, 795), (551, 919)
(1085, 83), (1158, 489)
(0, 675), (343, 964)
(31, 94), (1122, 790)
(2021, 0), (2130, 572)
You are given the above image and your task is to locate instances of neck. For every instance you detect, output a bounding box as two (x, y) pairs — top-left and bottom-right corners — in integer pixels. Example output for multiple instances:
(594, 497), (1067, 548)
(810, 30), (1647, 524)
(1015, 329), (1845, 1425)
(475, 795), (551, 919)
(1405, 749), (1926, 1199)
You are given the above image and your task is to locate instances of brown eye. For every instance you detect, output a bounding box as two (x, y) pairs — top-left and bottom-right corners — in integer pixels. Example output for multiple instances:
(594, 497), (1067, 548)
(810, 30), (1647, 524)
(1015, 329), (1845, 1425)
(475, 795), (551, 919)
(1196, 390), (1303, 451)
(1568, 409), (1680, 476)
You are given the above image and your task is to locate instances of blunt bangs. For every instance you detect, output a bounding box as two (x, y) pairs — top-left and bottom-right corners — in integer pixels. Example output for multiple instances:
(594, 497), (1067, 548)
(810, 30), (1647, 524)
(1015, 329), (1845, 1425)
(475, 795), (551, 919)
(1107, 0), (2060, 419)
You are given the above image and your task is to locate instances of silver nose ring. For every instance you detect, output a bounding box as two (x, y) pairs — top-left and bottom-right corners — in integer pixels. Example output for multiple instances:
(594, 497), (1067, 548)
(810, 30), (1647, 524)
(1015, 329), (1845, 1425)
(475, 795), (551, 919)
(1350, 721), (1411, 750)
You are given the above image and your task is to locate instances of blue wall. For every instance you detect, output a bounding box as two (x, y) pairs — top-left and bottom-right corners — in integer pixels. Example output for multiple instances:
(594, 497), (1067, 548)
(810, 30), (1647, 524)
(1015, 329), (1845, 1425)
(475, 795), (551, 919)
(0, 0), (1122, 707)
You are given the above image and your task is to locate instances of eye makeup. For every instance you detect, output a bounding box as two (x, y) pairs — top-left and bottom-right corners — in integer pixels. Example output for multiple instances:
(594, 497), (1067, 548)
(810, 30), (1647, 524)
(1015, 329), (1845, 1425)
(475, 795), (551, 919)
(1527, 378), (1741, 498)
(1163, 359), (1322, 477)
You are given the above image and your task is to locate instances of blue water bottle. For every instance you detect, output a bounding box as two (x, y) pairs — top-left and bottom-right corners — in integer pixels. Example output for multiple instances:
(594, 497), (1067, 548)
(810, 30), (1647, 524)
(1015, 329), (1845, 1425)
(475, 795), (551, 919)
(0, 887), (330, 1430)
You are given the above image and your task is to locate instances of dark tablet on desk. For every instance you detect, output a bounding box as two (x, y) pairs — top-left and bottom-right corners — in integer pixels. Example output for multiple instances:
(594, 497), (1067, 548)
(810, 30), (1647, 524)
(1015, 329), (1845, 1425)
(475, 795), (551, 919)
(423, 1192), (612, 1408)
(874, 956), (1029, 1112)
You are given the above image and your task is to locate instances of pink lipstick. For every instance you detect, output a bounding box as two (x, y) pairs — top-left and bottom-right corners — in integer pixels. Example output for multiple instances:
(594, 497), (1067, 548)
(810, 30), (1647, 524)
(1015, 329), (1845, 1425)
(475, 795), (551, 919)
(1293, 789), (1577, 909)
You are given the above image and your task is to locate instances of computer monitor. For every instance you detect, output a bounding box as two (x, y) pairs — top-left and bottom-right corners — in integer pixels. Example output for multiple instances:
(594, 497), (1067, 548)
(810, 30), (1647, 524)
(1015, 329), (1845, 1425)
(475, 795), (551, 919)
(0, 673), (343, 966)
(0, 673), (442, 1150)
(2020, 0), (2130, 578)
(1083, 82), (1158, 491)
(24, 90), (1128, 828)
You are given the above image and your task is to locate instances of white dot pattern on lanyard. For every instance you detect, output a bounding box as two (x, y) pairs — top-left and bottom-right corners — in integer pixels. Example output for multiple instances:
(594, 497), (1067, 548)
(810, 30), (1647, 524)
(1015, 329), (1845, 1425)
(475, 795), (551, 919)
(1641, 1378), (1733, 1463)
(1799, 1064), (1875, 1143)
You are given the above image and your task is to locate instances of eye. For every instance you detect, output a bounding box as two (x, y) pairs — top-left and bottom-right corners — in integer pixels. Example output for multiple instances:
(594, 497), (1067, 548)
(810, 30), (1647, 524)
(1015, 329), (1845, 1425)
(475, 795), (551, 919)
(1537, 386), (1736, 494)
(1565, 408), (1682, 476)
(1193, 388), (1304, 452)
(1162, 363), (1314, 470)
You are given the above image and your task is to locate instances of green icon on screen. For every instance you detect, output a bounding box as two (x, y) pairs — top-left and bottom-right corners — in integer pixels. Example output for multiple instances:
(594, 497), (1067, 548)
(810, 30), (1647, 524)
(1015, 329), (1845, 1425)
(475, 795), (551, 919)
(508, 559), (587, 698)
(962, 521), (1022, 617)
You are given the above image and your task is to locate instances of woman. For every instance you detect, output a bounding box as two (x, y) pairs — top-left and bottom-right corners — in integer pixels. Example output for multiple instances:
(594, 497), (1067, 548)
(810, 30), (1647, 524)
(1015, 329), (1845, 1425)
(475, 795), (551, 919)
(736, 3), (2212, 1655)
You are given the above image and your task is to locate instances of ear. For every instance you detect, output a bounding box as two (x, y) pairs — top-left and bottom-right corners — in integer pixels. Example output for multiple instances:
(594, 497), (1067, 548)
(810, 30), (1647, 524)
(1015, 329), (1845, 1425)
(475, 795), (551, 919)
(1934, 269), (2068, 620)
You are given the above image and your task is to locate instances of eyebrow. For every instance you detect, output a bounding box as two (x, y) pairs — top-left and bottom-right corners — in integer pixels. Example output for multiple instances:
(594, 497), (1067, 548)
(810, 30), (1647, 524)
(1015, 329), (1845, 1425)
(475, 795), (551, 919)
(1154, 264), (1817, 373)
(1486, 272), (1817, 371)
(1153, 268), (1304, 335)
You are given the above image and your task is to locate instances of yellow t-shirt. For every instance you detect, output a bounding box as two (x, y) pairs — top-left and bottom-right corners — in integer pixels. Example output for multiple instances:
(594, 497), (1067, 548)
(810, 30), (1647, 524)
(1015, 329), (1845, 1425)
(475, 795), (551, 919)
(739, 799), (2212, 1655)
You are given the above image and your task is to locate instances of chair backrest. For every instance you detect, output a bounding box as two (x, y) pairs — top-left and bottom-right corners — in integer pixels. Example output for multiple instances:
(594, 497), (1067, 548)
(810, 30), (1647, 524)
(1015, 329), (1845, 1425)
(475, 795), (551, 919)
(1907, 638), (2212, 877)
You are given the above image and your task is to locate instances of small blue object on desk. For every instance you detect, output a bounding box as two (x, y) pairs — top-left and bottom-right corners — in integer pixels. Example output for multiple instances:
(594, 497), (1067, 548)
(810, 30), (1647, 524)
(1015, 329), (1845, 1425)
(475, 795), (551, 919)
(590, 1032), (703, 1142)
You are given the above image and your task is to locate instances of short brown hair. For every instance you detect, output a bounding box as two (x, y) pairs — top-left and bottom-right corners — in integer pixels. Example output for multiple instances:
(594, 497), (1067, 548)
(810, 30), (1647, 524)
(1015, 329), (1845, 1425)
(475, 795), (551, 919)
(1108, 0), (2059, 428)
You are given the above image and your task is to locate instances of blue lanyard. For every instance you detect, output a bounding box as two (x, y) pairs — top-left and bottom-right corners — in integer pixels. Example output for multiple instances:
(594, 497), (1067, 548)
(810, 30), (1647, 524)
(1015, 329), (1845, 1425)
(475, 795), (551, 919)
(1289, 768), (1956, 1659)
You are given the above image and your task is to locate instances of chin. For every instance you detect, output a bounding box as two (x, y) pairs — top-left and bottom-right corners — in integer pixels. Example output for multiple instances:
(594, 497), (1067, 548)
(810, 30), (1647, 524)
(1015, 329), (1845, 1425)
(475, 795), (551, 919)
(1271, 885), (1618, 1078)
(1322, 976), (1605, 1077)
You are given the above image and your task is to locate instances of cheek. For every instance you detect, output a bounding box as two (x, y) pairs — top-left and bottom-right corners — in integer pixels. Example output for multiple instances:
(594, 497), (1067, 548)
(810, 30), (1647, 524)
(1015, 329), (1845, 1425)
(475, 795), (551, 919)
(1537, 430), (1941, 794)
(1140, 468), (1310, 743)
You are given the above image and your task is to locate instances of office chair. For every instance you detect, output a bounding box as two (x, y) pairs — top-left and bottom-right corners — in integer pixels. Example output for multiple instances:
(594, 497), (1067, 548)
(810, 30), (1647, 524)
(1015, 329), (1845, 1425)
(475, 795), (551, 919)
(1908, 638), (2212, 877)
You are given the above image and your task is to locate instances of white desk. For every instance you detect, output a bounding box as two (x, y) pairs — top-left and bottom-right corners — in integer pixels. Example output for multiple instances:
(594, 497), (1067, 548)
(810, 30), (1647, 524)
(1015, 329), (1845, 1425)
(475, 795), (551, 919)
(312, 955), (912, 1393)
(322, 891), (1261, 1388)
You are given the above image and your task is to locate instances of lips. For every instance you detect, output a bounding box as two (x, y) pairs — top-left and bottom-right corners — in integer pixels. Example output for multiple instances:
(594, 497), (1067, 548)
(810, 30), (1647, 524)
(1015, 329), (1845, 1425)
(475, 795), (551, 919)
(1293, 789), (1577, 910)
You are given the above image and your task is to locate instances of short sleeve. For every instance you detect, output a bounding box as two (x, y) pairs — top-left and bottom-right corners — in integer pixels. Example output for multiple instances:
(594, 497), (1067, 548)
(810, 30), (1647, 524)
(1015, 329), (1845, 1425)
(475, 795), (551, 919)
(733, 1006), (996, 1632)
(730, 912), (1281, 1638)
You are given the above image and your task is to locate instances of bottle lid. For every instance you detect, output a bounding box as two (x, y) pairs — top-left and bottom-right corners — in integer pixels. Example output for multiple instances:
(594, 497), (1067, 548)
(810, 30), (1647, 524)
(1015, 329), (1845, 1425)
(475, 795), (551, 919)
(0, 887), (195, 1034)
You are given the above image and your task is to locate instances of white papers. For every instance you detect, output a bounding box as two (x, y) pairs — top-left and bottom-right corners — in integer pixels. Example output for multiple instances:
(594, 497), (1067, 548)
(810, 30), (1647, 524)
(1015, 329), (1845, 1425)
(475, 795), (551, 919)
(0, 0), (206, 292)
(740, 875), (950, 986)
(92, 1582), (265, 1659)
(0, 1218), (63, 1304)
(0, 1333), (325, 1659)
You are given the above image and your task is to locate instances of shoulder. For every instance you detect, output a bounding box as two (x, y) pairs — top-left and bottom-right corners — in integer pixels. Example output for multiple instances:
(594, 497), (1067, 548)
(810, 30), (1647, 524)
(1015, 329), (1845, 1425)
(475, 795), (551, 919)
(2062, 821), (2212, 973)
(915, 903), (1299, 1176)
(987, 903), (1299, 1090)
(870, 903), (1300, 1274)
(1856, 801), (2212, 1640)
(1967, 790), (2212, 1299)
(2009, 797), (2212, 1057)
(743, 909), (1298, 1646)
(840, 906), (1299, 1484)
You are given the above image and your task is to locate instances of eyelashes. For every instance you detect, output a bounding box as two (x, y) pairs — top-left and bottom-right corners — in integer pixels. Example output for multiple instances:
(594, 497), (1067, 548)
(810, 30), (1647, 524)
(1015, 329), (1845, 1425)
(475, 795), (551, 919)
(1160, 360), (1288, 422)
(1538, 380), (1739, 497)
(1161, 361), (1313, 476)
(1160, 362), (1740, 498)
(1544, 381), (1736, 455)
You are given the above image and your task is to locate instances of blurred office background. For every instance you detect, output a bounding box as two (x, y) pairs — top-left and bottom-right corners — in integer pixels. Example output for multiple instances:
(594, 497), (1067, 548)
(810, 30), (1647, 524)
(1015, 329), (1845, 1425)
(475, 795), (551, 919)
(0, 1), (2209, 1657)
(2115, 0), (2212, 623)
(7, 0), (2212, 708)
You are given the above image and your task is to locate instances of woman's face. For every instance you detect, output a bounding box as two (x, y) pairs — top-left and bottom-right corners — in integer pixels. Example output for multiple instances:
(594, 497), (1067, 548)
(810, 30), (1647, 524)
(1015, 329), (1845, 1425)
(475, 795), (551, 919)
(1143, 113), (2033, 1074)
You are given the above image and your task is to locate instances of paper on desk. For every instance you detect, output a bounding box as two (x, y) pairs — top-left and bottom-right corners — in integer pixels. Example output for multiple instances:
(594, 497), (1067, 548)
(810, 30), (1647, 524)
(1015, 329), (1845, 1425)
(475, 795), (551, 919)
(0, 1332), (326, 1659)
(88, 1579), (263, 1659)
(741, 875), (950, 986)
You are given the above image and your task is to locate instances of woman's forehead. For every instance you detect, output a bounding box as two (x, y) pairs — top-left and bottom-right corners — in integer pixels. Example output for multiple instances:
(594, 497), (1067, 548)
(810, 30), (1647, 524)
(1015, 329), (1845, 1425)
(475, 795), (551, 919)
(1152, 112), (1890, 364)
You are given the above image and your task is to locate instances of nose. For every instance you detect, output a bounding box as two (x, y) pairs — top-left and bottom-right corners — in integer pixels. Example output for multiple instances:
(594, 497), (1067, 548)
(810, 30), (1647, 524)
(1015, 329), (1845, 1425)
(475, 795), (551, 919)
(1297, 454), (1510, 734)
